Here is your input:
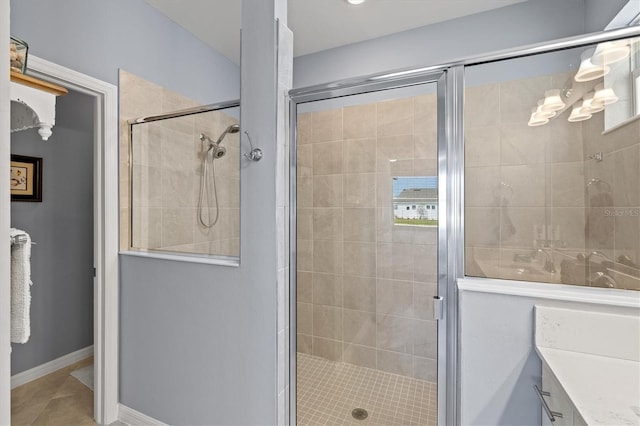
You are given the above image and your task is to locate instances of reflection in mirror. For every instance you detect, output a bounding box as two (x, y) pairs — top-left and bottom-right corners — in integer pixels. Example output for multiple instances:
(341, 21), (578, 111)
(464, 38), (640, 291)
(522, 37), (639, 132)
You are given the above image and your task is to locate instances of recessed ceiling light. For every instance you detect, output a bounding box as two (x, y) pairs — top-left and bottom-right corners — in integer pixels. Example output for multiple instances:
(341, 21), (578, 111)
(347, 0), (366, 5)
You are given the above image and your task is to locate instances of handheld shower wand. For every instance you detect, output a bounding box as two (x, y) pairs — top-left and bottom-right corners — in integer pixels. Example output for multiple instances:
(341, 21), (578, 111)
(197, 124), (240, 228)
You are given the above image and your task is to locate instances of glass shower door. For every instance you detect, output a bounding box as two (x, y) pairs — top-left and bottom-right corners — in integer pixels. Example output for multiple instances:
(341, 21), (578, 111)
(292, 79), (444, 426)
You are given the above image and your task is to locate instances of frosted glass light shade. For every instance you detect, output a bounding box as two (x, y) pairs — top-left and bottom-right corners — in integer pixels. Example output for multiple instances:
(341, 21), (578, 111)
(592, 83), (618, 106)
(580, 92), (604, 114)
(535, 100), (556, 119)
(591, 40), (630, 66)
(568, 102), (592, 122)
(540, 89), (565, 112)
(575, 48), (609, 82)
(528, 108), (549, 126)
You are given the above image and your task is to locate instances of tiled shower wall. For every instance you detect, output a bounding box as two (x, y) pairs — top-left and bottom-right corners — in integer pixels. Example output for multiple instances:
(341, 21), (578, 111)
(120, 70), (239, 256)
(296, 94), (439, 382)
(464, 70), (640, 290)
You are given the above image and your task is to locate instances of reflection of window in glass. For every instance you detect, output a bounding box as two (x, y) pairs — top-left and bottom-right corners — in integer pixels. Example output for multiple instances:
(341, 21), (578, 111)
(392, 176), (438, 227)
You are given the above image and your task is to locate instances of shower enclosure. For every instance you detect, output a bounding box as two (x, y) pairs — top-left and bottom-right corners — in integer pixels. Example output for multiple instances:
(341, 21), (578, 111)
(128, 101), (240, 261)
(290, 75), (452, 426)
(289, 25), (640, 426)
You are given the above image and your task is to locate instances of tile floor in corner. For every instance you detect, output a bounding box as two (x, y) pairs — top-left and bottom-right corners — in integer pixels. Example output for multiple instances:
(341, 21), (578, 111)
(11, 357), (95, 426)
(297, 353), (437, 426)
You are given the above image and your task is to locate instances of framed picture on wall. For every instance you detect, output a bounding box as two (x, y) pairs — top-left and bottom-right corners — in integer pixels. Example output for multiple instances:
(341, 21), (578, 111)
(10, 154), (42, 202)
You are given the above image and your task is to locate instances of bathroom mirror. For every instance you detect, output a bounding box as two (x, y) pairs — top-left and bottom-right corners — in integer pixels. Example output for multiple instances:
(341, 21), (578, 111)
(464, 40), (640, 291)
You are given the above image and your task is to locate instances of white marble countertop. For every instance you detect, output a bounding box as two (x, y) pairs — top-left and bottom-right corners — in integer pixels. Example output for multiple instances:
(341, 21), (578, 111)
(537, 346), (640, 426)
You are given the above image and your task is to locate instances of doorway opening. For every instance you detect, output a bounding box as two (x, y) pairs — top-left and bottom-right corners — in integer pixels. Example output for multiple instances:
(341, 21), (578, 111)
(5, 56), (119, 425)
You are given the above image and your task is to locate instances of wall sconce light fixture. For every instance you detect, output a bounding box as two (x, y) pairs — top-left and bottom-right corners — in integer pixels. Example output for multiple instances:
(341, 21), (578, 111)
(575, 48), (610, 82)
(592, 83), (619, 106)
(568, 101), (592, 122)
(591, 40), (630, 66)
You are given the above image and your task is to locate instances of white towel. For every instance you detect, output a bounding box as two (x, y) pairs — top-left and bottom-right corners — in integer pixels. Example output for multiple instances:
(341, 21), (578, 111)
(10, 228), (32, 344)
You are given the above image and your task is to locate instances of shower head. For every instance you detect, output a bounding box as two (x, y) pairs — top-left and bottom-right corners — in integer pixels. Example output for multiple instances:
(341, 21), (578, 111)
(199, 124), (238, 160)
(215, 124), (240, 144)
(200, 132), (227, 159)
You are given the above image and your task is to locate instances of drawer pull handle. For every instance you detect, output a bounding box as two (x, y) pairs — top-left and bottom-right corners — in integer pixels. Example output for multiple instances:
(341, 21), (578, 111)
(534, 385), (564, 422)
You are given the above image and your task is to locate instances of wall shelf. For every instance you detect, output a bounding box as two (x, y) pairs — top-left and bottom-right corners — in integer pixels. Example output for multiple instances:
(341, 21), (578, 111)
(10, 70), (68, 96)
(10, 70), (68, 140)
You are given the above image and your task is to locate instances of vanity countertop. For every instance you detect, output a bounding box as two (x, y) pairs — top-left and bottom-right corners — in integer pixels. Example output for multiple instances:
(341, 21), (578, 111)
(536, 346), (640, 425)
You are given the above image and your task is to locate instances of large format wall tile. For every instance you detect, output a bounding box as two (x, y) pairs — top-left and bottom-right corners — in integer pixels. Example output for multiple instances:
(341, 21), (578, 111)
(297, 93), (441, 381)
(122, 70), (240, 256)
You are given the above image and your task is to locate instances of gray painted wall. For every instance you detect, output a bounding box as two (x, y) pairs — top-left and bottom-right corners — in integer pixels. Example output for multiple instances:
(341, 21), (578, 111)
(10, 0), (240, 104)
(11, 1), (250, 423)
(293, 0), (590, 88)
(585, 0), (632, 32)
(120, 1), (284, 422)
(10, 91), (94, 374)
(459, 291), (542, 425)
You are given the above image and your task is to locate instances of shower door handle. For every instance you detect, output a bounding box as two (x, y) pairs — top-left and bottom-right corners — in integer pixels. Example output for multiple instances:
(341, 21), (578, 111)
(433, 296), (444, 321)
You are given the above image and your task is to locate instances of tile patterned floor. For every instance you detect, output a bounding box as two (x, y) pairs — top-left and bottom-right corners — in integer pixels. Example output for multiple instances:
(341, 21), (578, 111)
(297, 353), (437, 426)
(11, 357), (95, 426)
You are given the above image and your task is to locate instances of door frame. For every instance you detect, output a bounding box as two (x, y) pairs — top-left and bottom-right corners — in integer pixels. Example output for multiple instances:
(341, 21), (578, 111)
(288, 69), (458, 425)
(4, 55), (120, 425)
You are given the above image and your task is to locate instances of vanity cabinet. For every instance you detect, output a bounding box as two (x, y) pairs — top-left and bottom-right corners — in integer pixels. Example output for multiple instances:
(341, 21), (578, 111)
(539, 364), (582, 425)
(535, 306), (640, 426)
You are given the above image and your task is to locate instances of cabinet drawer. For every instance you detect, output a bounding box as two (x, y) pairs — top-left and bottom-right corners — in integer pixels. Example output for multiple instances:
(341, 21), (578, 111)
(539, 365), (574, 425)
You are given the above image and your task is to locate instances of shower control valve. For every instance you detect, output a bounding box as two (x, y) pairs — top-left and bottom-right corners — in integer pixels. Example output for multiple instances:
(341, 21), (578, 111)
(245, 148), (263, 162)
(243, 130), (263, 162)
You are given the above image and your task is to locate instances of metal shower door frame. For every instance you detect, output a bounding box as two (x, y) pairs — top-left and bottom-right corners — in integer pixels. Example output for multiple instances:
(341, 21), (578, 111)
(288, 68), (463, 426)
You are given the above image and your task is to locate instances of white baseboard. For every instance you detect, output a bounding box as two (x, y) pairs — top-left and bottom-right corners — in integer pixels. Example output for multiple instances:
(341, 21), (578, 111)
(11, 345), (94, 389)
(118, 404), (168, 426)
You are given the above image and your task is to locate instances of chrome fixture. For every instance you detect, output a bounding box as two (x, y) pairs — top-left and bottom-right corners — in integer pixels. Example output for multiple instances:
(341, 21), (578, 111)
(197, 124), (240, 228)
(351, 408), (368, 420)
(200, 133), (226, 159)
(585, 250), (613, 263)
(586, 178), (611, 192)
(588, 152), (603, 162)
(535, 248), (556, 273)
(535, 385), (564, 423)
(590, 271), (616, 288)
(216, 123), (240, 144)
(243, 130), (263, 162)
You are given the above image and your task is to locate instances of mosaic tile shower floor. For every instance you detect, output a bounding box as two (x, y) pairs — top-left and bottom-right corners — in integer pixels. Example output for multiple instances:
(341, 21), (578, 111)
(297, 353), (437, 426)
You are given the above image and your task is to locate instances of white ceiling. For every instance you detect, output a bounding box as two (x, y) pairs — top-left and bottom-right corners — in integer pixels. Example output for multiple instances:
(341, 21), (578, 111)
(146, 0), (526, 65)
